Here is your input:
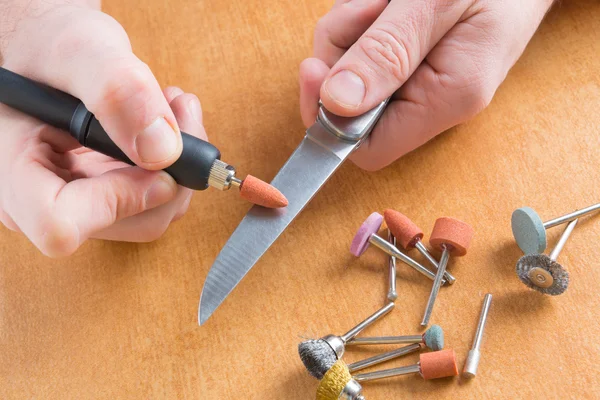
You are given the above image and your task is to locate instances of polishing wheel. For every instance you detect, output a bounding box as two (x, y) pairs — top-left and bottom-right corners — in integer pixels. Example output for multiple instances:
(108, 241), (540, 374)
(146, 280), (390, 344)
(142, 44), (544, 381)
(511, 207), (547, 255)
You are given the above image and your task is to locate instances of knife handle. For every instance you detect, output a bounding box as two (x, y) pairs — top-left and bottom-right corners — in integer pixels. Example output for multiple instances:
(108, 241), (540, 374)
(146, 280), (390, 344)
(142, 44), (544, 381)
(317, 97), (391, 143)
(0, 66), (221, 191)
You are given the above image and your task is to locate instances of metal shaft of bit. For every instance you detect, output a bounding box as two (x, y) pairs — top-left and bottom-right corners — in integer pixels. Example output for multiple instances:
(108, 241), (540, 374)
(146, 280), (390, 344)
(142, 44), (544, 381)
(463, 293), (492, 378)
(421, 246), (450, 326)
(543, 203), (600, 229)
(340, 302), (395, 343)
(346, 335), (422, 346)
(387, 230), (398, 302)
(347, 335), (423, 346)
(414, 241), (456, 285)
(369, 235), (450, 285)
(549, 219), (578, 261)
(348, 343), (422, 373)
(353, 364), (421, 382)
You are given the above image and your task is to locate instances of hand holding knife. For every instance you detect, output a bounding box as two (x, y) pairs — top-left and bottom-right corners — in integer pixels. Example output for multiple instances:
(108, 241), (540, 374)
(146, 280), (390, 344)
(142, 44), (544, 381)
(197, 1), (404, 326)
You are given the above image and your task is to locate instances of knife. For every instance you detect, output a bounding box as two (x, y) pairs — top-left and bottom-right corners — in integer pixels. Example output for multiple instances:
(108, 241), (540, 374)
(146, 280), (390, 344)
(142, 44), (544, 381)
(198, 98), (390, 325)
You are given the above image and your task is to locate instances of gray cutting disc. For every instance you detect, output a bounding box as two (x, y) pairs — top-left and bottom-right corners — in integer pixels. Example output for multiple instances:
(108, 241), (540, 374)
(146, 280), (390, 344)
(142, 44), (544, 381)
(516, 254), (569, 295)
(512, 207), (547, 254)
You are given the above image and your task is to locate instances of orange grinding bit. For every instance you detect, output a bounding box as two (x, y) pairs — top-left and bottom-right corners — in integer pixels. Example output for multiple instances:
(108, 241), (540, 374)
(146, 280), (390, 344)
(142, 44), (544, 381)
(419, 349), (459, 380)
(383, 210), (457, 285)
(422, 217), (474, 326)
(384, 209), (424, 249)
(429, 217), (474, 256)
(239, 175), (288, 208)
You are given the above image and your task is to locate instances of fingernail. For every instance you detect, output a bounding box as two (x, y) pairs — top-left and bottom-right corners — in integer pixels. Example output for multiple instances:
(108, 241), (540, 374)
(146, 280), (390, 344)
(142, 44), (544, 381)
(135, 117), (179, 163)
(324, 70), (365, 109)
(145, 175), (177, 209)
(188, 97), (202, 125)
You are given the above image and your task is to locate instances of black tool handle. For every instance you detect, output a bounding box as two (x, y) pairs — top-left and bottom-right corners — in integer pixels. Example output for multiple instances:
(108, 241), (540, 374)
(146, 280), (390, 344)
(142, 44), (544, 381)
(0, 67), (220, 190)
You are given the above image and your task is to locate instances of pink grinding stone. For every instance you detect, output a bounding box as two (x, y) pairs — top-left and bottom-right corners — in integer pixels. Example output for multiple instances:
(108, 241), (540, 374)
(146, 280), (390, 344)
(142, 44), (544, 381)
(350, 212), (384, 256)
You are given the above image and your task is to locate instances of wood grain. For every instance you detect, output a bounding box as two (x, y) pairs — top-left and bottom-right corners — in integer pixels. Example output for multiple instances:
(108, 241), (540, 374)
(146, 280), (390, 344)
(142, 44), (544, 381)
(1, 0), (600, 398)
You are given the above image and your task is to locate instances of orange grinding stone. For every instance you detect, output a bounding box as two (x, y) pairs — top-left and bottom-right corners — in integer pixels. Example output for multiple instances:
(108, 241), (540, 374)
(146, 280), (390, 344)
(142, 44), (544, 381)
(429, 217), (474, 256)
(239, 175), (288, 208)
(384, 209), (423, 249)
(419, 349), (459, 380)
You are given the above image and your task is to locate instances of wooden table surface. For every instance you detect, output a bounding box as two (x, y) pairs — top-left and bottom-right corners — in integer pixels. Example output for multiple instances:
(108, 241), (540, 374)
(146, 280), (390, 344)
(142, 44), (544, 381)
(2, 1), (600, 399)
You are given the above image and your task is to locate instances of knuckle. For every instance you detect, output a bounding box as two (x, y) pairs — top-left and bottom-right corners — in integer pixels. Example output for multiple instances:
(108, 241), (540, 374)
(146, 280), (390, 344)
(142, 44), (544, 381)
(0, 211), (18, 232)
(139, 223), (169, 243)
(314, 17), (330, 42)
(435, 62), (496, 118)
(434, 0), (461, 13)
(173, 202), (192, 222)
(100, 183), (144, 224)
(37, 215), (80, 257)
(461, 75), (495, 115)
(352, 153), (385, 172)
(359, 160), (384, 172)
(359, 23), (411, 84)
(96, 61), (155, 118)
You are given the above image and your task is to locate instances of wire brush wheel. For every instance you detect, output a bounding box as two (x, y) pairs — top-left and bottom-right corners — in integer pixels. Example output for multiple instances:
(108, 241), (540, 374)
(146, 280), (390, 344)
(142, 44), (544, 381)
(516, 254), (569, 295)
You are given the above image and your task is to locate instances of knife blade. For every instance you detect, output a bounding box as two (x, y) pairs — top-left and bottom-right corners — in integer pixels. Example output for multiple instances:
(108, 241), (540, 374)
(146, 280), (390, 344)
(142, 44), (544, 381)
(198, 99), (390, 325)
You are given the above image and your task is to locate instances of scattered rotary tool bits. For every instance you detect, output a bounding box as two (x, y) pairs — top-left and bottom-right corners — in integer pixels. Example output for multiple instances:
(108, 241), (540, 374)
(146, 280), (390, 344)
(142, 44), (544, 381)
(511, 202), (599, 254)
(463, 294), (492, 378)
(346, 325), (444, 351)
(510, 200), (600, 294)
(298, 210), (479, 398)
(299, 302), (395, 379)
(316, 350), (459, 400)
(384, 209), (456, 285)
(422, 217), (474, 326)
(350, 212), (447, 285)
(516, 219), (576, 295)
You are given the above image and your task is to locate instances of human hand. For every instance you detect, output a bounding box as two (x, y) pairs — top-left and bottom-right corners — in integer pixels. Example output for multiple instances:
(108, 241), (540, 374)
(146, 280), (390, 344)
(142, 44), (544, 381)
(0, 3), (206, 256)
(299, 0), (555, 171)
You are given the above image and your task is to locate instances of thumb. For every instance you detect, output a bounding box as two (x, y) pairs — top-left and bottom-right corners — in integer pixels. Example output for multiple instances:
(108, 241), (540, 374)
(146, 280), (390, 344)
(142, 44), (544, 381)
(319, 0), (466, 117)
(5, 7), (182, 170)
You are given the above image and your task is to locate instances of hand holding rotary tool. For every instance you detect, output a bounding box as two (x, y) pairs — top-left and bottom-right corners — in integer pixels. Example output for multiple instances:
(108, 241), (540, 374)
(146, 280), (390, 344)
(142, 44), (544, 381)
(0, 66), (287, 255)
(0, 3), (285, 257)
